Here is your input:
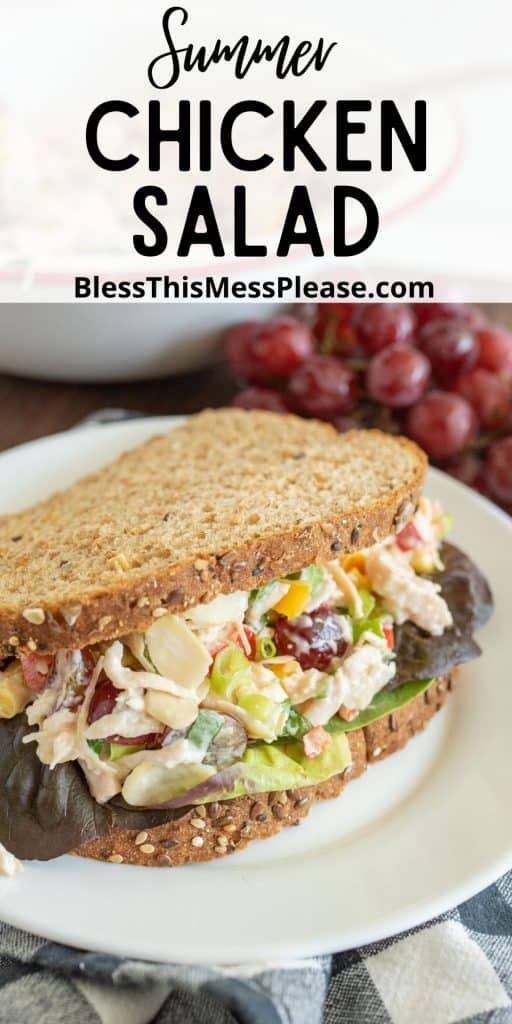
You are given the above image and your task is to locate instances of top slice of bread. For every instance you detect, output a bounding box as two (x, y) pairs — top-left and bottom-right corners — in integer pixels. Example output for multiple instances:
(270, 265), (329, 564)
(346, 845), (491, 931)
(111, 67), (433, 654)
(0, 409), (427, 656)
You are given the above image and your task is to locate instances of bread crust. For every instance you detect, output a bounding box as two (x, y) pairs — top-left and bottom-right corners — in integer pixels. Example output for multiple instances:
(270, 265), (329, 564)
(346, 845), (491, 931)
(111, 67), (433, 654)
(0, 413), (426, 657)
(76, 674), (453, 868)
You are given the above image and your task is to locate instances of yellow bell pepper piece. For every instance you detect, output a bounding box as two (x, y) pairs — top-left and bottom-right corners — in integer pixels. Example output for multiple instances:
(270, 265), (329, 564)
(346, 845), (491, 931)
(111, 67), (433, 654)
(271, 659), (301, 681)
(342, 552), (370, 590)
(342, 552), (367, 574)
(272, 580), (311, 618)
(410, 548), (436, 574)
(0, 663), (31, 719)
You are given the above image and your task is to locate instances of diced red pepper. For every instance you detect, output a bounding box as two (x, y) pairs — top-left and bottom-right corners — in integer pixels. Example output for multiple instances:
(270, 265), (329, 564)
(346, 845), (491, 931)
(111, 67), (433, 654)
(303, 725), (332, 759)
(209, 626), (256, 661)
(396, 521), (423, 551)
(20, 653), (54, 693)
(106, 730), (167, 747)
(383, 623), (395, 650)
(234, 626), (257, 659)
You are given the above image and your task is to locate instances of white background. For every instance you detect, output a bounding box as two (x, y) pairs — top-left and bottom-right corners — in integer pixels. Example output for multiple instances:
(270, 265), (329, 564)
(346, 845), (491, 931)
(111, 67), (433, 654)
(0, 0), (511, 299)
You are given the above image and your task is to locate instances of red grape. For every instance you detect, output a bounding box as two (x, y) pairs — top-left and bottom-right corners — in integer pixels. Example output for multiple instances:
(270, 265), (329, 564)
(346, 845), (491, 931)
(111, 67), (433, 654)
(274, 607), (348, 671)
(406, 391), (477, 460)
(353, 303), (415, 354)
(232, 387), (290, 413)
(223, 321), (264, 383)
(476, 326), (512, 376)
(250, 317), (314, 377)
(484, 436), (512, 504)
(314, 303), (357, 352)
(88, 678), (118, 724)
(454, 369), (510, 429)
(413, 303), (483, 328)
(288, 355), (357, 418)
(418, 319), (478, 385)
(87, 678), (165, 747)
(366, 346), (430, 407)
(224, 317), (313, 384)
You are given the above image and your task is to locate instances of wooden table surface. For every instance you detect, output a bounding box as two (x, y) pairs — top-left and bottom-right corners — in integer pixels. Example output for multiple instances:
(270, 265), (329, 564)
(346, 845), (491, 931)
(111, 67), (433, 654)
(0, 304), (507, 451)
(0, 361), (237, 452)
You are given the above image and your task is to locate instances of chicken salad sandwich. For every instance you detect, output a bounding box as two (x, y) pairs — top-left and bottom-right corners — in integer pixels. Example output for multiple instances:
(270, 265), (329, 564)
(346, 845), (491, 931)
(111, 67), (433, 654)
(0, 410), (493, 867)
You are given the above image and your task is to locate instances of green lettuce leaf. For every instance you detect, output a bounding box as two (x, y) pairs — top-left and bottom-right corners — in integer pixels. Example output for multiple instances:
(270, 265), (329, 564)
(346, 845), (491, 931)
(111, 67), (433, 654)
(326, 677), (433, 734)
(393, 542), (493, 686)
(0, 716), (189, 861)
(226, 733), (352, 797)
(159, 731), (352, 808)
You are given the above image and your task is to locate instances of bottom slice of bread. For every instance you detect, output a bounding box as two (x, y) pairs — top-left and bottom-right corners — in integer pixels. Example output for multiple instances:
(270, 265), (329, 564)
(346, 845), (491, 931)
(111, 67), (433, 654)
(76, 673), (454, 867)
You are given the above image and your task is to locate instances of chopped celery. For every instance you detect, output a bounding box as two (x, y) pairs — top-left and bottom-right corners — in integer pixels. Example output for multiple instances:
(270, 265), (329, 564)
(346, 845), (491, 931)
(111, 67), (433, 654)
(210, 644), (250, 698)
(186, 709), (223, 753)
(256, 636), (277, 660)
(357, 589), (376, 618)
(352, 615), (385, 644)
(281, 705), (312, 739)
(110, 743), (145, 761)
(238, 693), (286, 735)
(87, 738), (107, 756)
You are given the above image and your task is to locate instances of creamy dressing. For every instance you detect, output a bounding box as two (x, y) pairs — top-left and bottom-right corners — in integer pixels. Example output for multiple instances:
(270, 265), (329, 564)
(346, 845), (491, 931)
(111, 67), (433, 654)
(301, 645), (395, 725)
(15, 505), (456, 795)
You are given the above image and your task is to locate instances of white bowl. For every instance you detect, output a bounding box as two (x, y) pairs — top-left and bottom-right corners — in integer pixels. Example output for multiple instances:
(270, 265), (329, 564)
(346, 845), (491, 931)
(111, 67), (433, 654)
(0, 302), (285, 381)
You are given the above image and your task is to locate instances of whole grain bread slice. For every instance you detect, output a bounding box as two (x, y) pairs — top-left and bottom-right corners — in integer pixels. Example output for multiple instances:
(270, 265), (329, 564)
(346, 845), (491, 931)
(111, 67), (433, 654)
(1, 409), (426, 657)
(77, 673), (454, 867)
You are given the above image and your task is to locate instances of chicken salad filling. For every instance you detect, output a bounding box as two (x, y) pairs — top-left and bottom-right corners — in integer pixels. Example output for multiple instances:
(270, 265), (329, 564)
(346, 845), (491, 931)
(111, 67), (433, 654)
(0, 499), (461, 810)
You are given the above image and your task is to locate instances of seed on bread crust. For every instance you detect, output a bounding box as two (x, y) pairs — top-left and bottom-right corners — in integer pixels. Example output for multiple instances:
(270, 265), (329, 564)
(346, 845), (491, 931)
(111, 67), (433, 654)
(22, 607), (45, 625)
(157, 854), (173, 866)
(61, 604), (82, 626)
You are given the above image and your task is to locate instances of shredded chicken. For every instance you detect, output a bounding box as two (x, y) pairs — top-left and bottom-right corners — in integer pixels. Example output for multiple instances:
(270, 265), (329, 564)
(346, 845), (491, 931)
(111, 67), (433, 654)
(366, 543), (453, 636)
(302, 644), (396, 725)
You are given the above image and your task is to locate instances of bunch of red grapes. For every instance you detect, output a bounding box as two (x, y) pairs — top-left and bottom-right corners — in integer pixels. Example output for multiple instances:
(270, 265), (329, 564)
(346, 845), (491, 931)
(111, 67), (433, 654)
(223, 303), (512, 514)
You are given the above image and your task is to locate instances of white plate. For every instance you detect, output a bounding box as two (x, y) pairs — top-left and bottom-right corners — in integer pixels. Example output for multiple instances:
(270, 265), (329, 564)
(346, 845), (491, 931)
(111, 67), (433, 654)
(0, 416), (510, 965)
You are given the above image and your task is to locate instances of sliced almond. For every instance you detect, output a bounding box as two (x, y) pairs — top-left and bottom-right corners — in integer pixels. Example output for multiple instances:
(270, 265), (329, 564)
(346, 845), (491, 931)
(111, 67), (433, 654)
(145, 689), (198, 730)
(144, 614), (211, 690)
(61, 604), (82, 627)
